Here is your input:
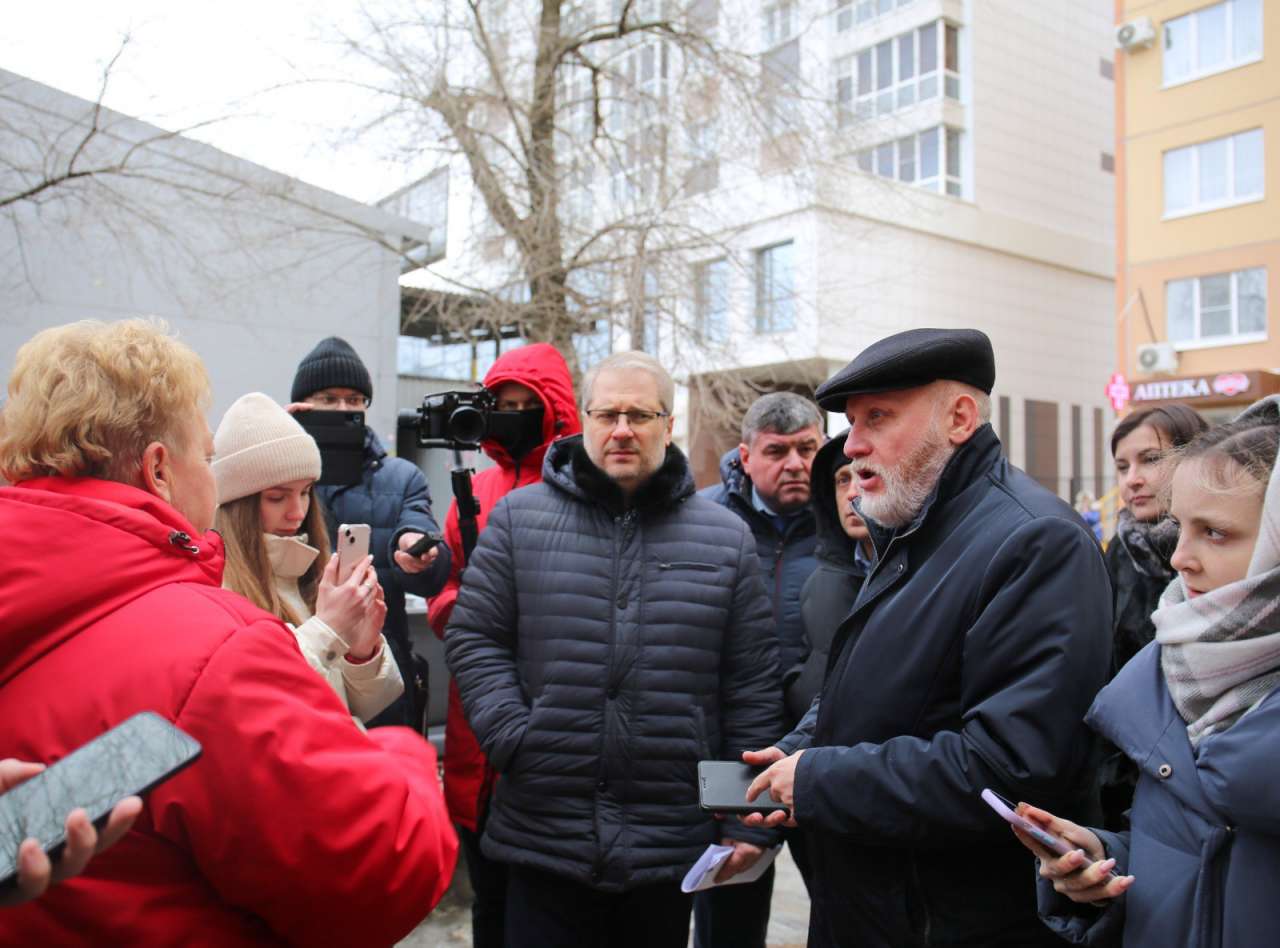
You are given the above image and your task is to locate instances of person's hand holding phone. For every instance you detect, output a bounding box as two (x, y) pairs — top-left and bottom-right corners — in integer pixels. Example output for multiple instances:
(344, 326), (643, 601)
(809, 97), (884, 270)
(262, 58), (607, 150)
(1010, 803), (1134, 904)
(0, 760), (142, 907)
(740, 747), (802, 829)
(315, 553), (382, 660)
(393, 532), (440, 575)
(348, 574), (387, 664)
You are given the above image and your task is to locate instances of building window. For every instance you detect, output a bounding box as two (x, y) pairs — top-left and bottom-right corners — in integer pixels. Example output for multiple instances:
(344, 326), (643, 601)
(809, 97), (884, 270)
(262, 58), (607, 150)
(835, 0), (853, 31)
(838, 20), (959, 123)
(855, 125), (962, 196)
(839, 0), (915, 30)
(643, 288), (661, 355)
(1101, 152), (1115, 173)
(1163, 0), (1262, 87)
(763, 1), (796, 47)
(1099, 57), (1114, 80)
(1163, 128), (1264, 217)
(685, 120), (719, 194)
(1167, 267), (1267, 347)
(755, 242), (795, 333)
(695, 259), (730, 344)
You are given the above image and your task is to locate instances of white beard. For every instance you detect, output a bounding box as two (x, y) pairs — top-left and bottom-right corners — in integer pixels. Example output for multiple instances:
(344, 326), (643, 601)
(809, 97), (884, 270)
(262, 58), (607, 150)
(856, 423), (956, 529)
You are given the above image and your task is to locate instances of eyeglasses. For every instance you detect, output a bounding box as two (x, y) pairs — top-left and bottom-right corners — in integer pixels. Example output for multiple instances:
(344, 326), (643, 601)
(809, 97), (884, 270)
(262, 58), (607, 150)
(312, 393), (370, 410)
(584, 409), (670, 428)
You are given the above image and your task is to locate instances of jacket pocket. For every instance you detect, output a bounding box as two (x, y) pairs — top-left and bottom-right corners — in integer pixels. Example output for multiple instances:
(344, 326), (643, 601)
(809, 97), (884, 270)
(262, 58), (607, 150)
(501, 693), (547, 775)
(657, 561), (719, 572)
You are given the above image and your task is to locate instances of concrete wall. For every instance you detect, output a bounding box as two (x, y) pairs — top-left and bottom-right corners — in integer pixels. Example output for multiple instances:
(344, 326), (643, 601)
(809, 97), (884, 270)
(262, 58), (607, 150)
(0, 69), (421, 443)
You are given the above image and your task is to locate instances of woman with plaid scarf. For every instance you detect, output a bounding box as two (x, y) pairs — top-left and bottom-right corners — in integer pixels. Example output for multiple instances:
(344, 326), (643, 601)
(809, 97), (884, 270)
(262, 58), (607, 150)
(1010, 398), (1280, 947)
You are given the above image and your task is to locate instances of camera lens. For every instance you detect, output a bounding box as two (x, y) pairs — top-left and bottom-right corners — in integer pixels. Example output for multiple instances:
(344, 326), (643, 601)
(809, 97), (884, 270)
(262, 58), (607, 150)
(448, 406), (487, 444)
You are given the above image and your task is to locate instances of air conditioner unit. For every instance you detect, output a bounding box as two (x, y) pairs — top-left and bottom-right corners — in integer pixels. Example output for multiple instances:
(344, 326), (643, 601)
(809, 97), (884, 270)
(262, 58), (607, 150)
(1137, 342), (1179, 374)
(1116, 17), (1156, 50)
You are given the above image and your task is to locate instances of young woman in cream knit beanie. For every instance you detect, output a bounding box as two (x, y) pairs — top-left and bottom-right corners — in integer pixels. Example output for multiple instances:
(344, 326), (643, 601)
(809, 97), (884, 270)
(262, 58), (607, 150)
(213, 393), (403, 725)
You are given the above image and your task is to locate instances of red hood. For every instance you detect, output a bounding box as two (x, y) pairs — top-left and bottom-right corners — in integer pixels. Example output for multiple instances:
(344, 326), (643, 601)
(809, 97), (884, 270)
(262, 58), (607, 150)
(0, 477), (224, 688)
(480, 342), (581, 470)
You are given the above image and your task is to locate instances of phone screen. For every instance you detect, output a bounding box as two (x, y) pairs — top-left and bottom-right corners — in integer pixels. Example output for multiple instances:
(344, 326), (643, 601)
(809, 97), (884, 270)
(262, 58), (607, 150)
(697, 761), (789, 816)
(0, 712), (202, 888)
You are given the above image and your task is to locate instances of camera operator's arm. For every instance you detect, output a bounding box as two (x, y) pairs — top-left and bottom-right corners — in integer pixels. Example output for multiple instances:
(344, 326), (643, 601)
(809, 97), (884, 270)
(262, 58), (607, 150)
(0, 760), (141, 908)
(388, 465), (450, 597)
(427, 498), (464, 639)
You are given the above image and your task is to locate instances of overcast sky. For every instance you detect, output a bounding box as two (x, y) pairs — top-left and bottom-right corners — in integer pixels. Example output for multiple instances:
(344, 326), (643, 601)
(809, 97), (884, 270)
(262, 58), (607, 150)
(2, 2), (416, 203)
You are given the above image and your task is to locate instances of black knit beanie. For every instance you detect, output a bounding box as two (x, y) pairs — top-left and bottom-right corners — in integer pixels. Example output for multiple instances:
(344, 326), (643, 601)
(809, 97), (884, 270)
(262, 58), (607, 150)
(291, 337), (374, 404)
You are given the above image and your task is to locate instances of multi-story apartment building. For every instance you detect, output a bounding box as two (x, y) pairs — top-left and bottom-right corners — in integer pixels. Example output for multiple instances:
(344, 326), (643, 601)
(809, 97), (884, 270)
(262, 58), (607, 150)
(397, 1), (1118, 498)
(1112, 0), (1275, 424)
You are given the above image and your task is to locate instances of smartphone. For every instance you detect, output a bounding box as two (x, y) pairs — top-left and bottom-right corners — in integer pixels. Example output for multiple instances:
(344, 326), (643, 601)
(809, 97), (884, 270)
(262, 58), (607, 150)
(294, 410), (365, 487)
(405, 531), (444, 558)
(982, 789), (1119, 877)
(697, 761), (790, 817)
(0, 712), (202, 890)
(337, 523), (372, 583)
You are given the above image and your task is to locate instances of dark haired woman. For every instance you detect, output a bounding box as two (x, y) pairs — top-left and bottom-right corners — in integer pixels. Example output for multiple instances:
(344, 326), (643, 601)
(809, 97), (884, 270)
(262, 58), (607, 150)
(1100, 404), (1207, 829)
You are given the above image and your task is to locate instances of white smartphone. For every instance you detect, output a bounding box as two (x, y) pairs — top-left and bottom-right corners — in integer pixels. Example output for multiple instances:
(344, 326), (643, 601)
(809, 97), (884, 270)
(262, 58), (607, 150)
(336, 523), (371, 583)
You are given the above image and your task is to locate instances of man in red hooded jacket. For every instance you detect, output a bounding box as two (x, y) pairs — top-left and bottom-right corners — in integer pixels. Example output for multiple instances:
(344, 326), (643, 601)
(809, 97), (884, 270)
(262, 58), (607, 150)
(0, 319), (457, 945)
(428, 342), (580, 948)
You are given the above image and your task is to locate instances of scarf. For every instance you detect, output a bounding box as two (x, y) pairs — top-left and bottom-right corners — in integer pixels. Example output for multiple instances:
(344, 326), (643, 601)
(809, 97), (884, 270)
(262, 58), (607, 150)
(1114, 508), (1178, 581)
(1156, 396), (1280, 748)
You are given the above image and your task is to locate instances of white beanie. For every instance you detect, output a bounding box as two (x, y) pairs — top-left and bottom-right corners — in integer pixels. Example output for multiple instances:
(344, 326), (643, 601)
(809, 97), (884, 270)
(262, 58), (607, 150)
(213, 392), (322, 505)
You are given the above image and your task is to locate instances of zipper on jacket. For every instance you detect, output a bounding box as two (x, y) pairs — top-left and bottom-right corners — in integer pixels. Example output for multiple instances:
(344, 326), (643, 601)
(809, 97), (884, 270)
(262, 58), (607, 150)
(168, 530), (200, 554)
(910, 856), (934, 946)
(593, 509), (637, 884)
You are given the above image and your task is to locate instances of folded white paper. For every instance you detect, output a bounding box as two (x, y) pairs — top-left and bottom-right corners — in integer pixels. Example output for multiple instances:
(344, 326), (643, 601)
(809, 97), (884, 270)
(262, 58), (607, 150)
(680, 843), (782, 893)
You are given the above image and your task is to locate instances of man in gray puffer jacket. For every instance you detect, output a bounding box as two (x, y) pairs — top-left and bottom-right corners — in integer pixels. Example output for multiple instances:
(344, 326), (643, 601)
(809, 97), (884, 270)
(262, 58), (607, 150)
(445, 351), (783, 948)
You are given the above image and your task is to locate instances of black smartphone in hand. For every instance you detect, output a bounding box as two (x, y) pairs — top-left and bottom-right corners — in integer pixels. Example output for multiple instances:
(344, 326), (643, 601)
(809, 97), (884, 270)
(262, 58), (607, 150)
(697, 761), (790, 817)
(0, 712), (202, 890)
(406, 531), (444, 557)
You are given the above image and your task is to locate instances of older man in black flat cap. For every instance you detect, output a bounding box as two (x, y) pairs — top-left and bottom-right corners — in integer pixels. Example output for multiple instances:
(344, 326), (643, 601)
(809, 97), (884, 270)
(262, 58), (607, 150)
(741, 328), (1112, 948)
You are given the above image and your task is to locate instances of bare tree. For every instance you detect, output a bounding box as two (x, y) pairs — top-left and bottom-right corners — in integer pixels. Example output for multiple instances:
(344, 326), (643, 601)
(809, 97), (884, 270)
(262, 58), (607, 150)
(341, 0), (833, 413)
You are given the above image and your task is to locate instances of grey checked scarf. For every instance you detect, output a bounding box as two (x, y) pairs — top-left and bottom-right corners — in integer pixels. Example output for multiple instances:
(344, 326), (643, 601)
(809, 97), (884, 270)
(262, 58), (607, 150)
(1155, 396), (1280, 749)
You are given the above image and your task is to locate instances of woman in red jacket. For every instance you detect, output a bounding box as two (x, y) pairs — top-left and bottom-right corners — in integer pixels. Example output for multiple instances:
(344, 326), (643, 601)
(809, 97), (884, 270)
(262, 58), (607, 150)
(0, 319), (456, 946)
(428, 342), (579, 948)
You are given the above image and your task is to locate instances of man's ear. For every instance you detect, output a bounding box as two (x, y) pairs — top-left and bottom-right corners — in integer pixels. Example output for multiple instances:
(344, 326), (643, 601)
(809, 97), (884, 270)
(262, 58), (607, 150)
(946, 393), (981, 445)
(737, 441), (750, 469)
(139, 440), (175, 504)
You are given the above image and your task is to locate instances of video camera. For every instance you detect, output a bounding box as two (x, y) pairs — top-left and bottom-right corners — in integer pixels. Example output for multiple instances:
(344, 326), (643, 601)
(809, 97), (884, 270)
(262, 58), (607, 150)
(398, 389), (497, 450)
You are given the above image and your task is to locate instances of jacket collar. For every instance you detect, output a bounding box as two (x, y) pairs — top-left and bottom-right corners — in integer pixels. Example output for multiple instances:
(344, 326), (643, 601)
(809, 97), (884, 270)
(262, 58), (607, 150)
(864, 423), (1003, 557)
(363, 426), (387, 470)
(544, 435), (694, 516)
(1087, 644), (1225, 824)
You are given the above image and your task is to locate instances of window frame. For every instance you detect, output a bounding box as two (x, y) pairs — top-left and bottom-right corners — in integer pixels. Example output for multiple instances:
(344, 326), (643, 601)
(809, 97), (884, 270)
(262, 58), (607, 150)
(1162, 128), (1265, 219)
(1165, 266), (1269, 350)
(755, 241), (797, 334)
(694, 258), (731, 344)
(1162, 0), (1263, 89)
(838, 19), (959, 123)
(853, 125), (963, 197)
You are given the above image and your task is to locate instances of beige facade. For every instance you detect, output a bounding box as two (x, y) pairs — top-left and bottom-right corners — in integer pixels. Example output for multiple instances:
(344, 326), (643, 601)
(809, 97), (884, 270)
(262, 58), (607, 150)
(1116, 0), (1278, 414)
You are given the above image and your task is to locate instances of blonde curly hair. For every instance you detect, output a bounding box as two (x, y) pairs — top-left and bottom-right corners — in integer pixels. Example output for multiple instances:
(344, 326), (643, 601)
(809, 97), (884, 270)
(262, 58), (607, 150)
(0, 319), (211, 483)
